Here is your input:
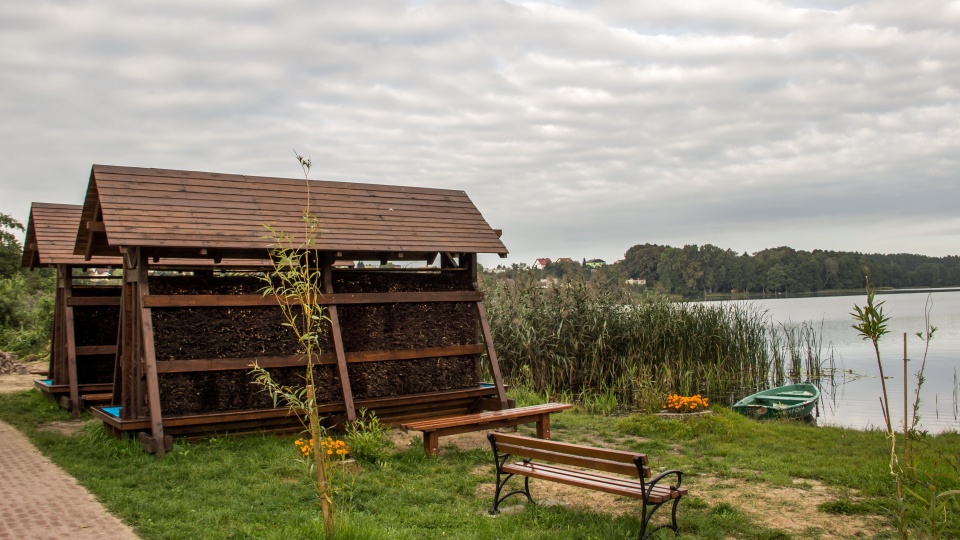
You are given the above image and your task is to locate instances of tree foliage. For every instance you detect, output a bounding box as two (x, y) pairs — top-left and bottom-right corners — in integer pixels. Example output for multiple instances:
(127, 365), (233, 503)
(630, 242), (960, 297)
(0, 212), (24, 279)
(0, 211), (54, 356)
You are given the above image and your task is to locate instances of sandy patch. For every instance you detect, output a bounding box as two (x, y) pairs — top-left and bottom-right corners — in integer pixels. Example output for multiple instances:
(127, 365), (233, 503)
(394, 429), (519, 454)
(37, 420), (95, 437)
(0, 359), (47, 394)
(471, 463), (886, 538)
(696, 475), (885, 538)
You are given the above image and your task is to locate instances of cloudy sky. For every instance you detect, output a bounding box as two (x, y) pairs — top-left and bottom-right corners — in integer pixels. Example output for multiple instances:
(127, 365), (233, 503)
(1, 0), (958, 267)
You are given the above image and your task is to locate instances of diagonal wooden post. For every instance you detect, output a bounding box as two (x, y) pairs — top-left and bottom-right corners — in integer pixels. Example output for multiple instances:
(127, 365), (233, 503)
(321, 254), (356, 422)
(465, 253), (508, 410)
(135, 249), (166, 455)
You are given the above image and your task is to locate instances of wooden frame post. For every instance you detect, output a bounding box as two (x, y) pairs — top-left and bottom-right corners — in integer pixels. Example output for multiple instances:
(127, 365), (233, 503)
(138, 250), (168, 455)
(118, 249), (137, 419)
(62, 267), (81, 419)
(321, 253), (356, 422)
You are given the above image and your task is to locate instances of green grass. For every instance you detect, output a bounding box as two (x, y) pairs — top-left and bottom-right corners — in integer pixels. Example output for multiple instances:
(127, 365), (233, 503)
(2, 389), (958, 539)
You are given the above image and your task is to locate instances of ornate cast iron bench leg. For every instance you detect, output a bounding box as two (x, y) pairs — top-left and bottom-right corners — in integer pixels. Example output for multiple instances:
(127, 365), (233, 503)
(487, 433), (533, 514)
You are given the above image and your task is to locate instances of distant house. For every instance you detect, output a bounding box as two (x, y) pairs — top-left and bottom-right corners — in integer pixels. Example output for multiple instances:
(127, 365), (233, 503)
(556, 257), (574, 264)
(625, 278), (647, 287)
(533, 258), (552, 270)
(585, 258), (606, 269)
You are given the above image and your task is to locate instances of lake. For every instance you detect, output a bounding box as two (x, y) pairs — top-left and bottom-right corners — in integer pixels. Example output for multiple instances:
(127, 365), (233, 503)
(732, 290), (960, 434)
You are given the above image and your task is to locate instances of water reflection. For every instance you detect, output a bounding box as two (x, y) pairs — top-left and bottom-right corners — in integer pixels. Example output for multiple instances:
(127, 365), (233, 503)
(729, 290), (960, 433)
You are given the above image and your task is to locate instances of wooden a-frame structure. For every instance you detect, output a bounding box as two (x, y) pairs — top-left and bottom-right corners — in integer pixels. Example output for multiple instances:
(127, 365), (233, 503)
(22, 203), (122, 419)
(75, 165), (510, 454)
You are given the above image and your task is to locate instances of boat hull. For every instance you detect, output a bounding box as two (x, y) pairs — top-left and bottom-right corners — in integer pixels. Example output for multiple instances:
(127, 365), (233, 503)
(732, 383), (819, 420)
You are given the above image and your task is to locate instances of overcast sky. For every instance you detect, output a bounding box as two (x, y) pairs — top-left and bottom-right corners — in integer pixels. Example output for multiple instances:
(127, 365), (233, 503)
(1, 1), (958, 267)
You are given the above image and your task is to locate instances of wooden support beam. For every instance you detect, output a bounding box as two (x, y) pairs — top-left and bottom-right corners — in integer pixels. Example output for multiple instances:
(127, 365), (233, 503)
(467, 253), (508, 410)
(138, 250), (167, 456)
(67, 296), (122, 306)
(141, 290), (482, 308)
(76, 345), (118, 356)
(85, 220), (106, 232)
(63, 269), (81, 420)
(322, 254), (356, 422)
(153, 343), (486, 374)
(84, 202), (100, 261)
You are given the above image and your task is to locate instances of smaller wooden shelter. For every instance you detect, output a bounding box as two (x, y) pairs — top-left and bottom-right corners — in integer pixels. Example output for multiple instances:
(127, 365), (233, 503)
(75, 165), (510, 454)
(21, 203), (122, 418)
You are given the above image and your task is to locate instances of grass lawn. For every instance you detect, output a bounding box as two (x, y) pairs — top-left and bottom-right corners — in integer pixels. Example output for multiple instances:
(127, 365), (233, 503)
(1, 389), (958, 539)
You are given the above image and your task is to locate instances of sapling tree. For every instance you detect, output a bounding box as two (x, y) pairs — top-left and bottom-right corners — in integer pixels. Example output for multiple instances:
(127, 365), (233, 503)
(852, 286), (959, 538)
(250, 151), (335, 535)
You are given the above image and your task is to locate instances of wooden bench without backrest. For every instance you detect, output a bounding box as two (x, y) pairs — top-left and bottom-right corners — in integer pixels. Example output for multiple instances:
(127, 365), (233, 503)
(487, 432), (687, 540)
(401, 403), (572, 456)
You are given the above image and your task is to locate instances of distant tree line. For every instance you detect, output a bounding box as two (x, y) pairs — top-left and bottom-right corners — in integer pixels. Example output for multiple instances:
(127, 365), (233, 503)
(623, 243), (960, 297)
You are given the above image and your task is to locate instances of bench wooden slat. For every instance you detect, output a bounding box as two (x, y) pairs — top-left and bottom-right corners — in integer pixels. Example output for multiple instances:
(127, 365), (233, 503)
(502, 462), (681, 503)
(508, 462), (682, 498)
(496, 442), (646, 478)
(401, 403), (571, 431)
(492, 431), (649, 469)
(401, 403), (573, 456)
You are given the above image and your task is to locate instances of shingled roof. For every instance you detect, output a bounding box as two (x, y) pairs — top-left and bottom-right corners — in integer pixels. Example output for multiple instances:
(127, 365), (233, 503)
(21, 203), (119, 269)
(75, 165), (508, 259)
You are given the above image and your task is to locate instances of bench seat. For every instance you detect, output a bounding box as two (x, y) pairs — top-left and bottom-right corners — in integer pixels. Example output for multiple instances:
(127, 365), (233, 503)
(401, 403), (572, 456)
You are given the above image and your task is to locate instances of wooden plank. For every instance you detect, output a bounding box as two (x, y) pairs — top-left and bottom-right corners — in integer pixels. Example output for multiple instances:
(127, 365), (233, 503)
(346, 343), (483, 363)
(353, 385), (499, 410)
(156, 355), (331, 373)
(154, 344), (483, 373)
(63, 273), (81, 420)
(67, 296), (122, 306)
(491, 432), (648, 468)
(402, 403), (572, 431)
(323, 255), (355, 423)
(138, 252), (166, 456)
(477, 300), (508, 410)
(76, 345), (118, 356)
(496, 443), (641, 477)
(141, 291), (482, 308)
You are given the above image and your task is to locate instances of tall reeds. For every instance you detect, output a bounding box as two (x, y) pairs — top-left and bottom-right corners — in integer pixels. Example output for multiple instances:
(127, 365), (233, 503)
(484, 278), (824, 410)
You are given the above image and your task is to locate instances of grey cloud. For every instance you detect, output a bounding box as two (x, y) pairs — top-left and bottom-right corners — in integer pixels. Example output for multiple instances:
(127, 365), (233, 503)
(1, 0), (957, 268)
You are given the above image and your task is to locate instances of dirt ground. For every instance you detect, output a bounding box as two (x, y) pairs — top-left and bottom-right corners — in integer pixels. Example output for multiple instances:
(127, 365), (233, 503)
(460, 431), (887, 540)
(0, 358), (47, 394)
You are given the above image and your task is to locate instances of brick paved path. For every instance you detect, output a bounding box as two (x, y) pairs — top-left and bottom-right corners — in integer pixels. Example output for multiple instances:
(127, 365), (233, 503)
(0, 419), (139, 540)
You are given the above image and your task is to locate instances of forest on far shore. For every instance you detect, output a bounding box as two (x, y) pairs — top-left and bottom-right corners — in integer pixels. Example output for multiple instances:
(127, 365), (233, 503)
(488, 243), (960, 298)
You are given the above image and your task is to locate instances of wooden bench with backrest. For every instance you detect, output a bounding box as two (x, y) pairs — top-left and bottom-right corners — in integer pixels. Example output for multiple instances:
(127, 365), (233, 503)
(400, 403), (573, 456)
(487, 432), (687, 539)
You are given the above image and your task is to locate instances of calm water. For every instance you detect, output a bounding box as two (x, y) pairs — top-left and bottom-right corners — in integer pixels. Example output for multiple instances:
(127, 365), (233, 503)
(736, 291), (960, 434)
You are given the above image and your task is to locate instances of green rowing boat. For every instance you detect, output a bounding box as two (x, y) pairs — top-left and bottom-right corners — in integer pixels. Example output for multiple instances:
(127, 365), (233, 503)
(732, 383), (819, 420)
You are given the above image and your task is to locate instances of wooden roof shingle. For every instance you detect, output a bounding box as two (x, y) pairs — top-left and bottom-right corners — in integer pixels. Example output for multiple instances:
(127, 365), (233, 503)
(74, 165), (508, 258)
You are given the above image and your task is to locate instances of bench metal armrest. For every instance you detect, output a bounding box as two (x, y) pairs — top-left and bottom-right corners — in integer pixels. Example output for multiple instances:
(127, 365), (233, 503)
(642, 469), (683, 499)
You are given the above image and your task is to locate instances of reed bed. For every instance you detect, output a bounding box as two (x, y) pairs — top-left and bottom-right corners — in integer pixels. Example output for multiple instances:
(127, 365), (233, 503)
(484, 279), (827, 411)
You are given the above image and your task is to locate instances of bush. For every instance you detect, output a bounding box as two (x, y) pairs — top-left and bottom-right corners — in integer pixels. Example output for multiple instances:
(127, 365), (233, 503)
(343, 408), (392, 464)
(0, 270), (55, 357)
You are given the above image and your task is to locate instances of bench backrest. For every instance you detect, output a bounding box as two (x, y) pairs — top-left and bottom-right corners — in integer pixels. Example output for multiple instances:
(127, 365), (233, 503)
(489, 432), (650, 478)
